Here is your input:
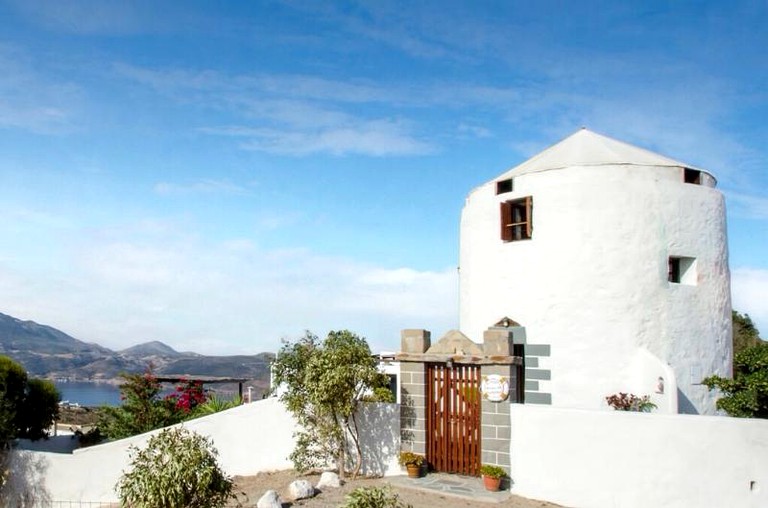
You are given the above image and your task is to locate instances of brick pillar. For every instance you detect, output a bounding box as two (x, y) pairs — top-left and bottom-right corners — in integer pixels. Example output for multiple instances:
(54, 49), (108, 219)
(400, 362), (426, 454)
(480, 364), (513, 474)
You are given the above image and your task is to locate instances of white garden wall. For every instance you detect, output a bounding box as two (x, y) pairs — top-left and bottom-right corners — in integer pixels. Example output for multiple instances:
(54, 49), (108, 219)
(509, 404), (768, 508)
(17, 398), (400, 503)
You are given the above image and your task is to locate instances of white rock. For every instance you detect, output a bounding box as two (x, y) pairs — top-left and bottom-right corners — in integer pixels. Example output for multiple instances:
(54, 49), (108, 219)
(256, 489), (281, 508)
(288, 479), (315, 500)
(316, 471), (342, 489)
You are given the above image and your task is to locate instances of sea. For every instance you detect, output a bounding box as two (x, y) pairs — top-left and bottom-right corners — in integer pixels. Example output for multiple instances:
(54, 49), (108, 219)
(55, 381), (122, 407)
(54, 380), (244, 407)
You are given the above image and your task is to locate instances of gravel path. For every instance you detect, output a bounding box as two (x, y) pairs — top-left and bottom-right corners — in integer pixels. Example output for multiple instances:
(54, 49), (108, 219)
(232, 470), (561, 508)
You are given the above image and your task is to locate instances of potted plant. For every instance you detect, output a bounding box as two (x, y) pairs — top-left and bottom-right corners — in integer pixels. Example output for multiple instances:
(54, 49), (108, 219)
(398, 451), (425, 478)
(479, 464), (506, 491)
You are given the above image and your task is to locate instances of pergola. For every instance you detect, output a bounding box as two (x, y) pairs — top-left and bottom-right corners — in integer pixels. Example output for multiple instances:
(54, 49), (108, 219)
(154, 375), (250, 400)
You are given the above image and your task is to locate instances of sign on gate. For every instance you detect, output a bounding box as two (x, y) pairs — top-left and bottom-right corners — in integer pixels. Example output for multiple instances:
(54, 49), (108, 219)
(481, 374), (510, 402)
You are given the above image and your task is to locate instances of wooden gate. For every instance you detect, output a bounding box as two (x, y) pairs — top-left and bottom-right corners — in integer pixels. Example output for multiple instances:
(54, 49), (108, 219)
(426, 363), (481, 476)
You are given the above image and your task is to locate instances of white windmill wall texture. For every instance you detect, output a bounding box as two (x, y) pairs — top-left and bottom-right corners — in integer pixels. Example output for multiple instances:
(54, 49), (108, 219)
(459, 129), (731, 415)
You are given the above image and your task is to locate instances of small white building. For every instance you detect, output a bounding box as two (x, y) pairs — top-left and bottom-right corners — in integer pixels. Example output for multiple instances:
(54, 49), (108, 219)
(459, 128), (731, 415)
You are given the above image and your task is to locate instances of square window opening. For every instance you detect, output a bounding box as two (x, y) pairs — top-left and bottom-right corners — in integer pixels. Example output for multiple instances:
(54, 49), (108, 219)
(684, 168), (702, 185)
(668, 256), (697, 285)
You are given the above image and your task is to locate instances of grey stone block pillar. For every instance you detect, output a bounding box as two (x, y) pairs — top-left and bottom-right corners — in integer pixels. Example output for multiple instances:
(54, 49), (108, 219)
(399, 329), (430, 454)
(480, 363), (514, 474)
(400, 362), (426, 454)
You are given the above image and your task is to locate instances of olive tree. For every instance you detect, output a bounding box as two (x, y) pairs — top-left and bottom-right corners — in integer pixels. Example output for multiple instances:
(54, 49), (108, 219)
(0, 356), (27, 447)
(0, 356), (60, 501)
(0, 356), (61, 443)
(17, 379), (60, 440)
(271, 330), (392, 478)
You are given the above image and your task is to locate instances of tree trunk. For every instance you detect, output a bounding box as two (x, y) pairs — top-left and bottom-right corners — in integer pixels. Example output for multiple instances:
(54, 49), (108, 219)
(350, 412), (362, 479)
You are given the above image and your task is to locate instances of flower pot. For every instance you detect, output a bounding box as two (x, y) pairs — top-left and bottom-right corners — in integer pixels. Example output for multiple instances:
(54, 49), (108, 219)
(406, 464), (421, 478)
(483, 475), (501, 491)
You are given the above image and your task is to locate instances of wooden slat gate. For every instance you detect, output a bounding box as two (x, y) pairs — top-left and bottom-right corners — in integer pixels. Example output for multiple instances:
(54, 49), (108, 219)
(426, 363), (481, 476)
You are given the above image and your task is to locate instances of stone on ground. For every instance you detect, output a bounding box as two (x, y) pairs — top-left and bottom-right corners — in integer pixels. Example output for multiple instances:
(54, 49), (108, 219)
(256, 489), (282, 508)
(288, 479), (315, 500)
(317, 471), (342, 489)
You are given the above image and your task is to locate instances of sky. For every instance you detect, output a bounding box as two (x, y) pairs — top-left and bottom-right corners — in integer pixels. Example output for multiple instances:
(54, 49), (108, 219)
(0, 1), (766, 355)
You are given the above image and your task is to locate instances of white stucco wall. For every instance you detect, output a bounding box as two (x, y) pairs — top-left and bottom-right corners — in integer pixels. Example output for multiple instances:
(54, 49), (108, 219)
(509, 404), (768, 508)
(18, 398), (400, 503)
(459, 163), (731, 414)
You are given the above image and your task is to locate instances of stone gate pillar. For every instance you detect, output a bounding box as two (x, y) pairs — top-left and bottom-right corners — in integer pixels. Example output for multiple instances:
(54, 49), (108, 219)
(480, 326), (524, 474)
(399, 329), (430, 454)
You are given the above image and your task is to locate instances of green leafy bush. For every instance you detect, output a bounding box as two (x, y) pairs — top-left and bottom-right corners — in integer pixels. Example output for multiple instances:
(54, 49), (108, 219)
(193, 394), (242, 417)
(704, 342), (768, 418)
(341, 485), (412, 508)
(117, 427), (234, 508)
(98, 368), (216, 439)
(98, 369), (176, 439)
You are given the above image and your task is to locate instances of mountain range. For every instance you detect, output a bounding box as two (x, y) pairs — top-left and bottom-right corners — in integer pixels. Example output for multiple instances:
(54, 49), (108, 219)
(0, 312), (274, 383)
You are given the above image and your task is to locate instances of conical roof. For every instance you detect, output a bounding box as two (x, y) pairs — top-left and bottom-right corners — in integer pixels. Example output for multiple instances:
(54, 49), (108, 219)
(498, 128), (707, 179)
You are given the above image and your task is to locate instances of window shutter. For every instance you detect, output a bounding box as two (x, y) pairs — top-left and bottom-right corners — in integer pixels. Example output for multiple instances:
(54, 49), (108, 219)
(525, 196), (533, 239)
(500, 201), (512, 241)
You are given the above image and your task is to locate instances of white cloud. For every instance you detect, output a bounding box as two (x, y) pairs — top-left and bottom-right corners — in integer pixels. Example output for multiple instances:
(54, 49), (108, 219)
(233, 121), (434, 157)
(732, 267), (768, 337)
(726, 192), (768, 220)
(0, 44), (80, 133)
(0, 226), (458, 355)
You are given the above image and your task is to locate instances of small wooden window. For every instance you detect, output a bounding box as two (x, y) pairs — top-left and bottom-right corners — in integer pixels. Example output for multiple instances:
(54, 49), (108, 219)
(501, 197), (532, 242)
(684, 168), (701, 185)
(496, 179), (513, 194)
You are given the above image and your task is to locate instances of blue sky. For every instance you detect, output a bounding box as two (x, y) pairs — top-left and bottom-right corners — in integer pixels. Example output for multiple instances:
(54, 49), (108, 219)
(0, 1), (766, 354)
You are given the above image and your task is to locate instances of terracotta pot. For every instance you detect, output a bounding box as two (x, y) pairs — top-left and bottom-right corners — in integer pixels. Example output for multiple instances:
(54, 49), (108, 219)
(483, 475), (501, 491)
(406, 464), (421, 478)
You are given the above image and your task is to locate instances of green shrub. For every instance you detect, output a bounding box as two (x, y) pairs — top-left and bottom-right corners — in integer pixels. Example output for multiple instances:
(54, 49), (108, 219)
(192, 394), (242, 417)
(98, 368), (197, 439)
(704, 342), (768, 418)
(117, 427), (234, 508)
(98, 369), (172, 439)
(341, 485), (412, 508)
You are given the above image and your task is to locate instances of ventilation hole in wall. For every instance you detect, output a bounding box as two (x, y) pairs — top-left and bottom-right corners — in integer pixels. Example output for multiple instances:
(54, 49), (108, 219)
(496, 178), (513, 194)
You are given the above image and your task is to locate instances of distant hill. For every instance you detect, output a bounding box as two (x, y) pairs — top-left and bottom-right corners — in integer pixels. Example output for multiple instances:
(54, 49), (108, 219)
(120, 340), (183, 358)
(0, 312), (274, 384)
